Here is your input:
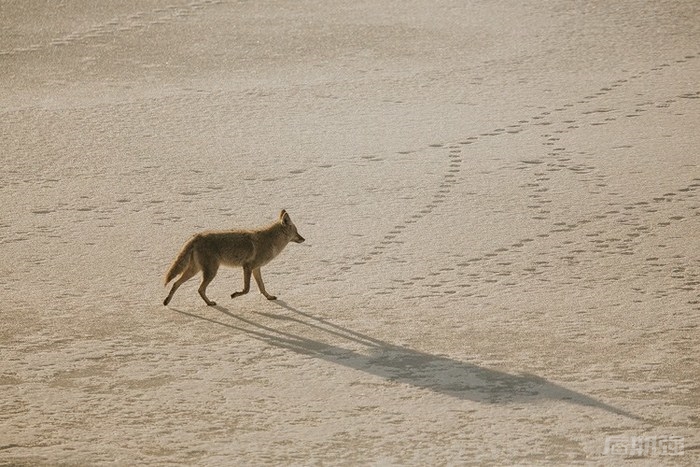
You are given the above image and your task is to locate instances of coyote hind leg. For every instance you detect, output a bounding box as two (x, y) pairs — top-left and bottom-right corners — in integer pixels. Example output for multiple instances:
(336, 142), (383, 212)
(198, 264), (219, 306)
(163, 264), (198, 306)
(231, 265), (251, 299)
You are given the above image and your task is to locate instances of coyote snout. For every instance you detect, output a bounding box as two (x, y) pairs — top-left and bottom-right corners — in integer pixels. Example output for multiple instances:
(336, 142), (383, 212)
(163, 210), (305, 307)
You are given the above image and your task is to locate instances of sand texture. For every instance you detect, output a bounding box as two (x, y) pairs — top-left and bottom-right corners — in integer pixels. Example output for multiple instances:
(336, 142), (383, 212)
(2, 0), (699, 465)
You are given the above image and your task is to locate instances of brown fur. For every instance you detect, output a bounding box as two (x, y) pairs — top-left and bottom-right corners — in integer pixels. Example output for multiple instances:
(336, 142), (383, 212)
(163, 210), (305, 306)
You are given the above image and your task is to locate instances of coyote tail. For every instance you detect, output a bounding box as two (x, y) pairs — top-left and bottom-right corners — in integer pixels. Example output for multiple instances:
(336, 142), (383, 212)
(164, 238), (195, 285)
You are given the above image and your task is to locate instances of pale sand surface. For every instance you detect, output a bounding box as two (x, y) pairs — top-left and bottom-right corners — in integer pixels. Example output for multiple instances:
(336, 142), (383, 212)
(1, 1), (699, 465)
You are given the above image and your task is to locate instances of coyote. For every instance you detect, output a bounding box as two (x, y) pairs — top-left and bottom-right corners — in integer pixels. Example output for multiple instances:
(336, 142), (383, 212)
(163, 210), (305, 306)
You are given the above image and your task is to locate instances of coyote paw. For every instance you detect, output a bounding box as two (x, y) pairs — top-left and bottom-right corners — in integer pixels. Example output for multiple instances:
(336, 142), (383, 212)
(266, 295), (277, 301)
(207, 301), (217, 306)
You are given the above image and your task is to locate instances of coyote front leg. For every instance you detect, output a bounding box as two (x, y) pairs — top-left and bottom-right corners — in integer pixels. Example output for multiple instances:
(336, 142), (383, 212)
(253, 267), (277, 300)
(231, 265), (251, 299)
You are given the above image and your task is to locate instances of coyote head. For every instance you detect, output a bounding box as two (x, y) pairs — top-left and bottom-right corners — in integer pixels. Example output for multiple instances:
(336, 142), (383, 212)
(280, 209), (305, 243)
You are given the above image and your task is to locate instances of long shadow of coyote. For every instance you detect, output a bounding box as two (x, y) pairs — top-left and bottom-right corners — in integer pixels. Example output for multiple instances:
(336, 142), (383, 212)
(173, 301), (641, 420)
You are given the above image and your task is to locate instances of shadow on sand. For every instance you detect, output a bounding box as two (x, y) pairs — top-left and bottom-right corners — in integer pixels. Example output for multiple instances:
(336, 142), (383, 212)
(171, 300), (642, 420)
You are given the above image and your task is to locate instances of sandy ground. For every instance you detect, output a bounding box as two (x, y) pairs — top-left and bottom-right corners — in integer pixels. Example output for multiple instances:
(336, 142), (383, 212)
(1, 0), (699, 465)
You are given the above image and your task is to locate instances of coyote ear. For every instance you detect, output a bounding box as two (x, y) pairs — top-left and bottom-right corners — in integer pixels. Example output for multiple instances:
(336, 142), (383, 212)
(280, 209), (289, 224)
